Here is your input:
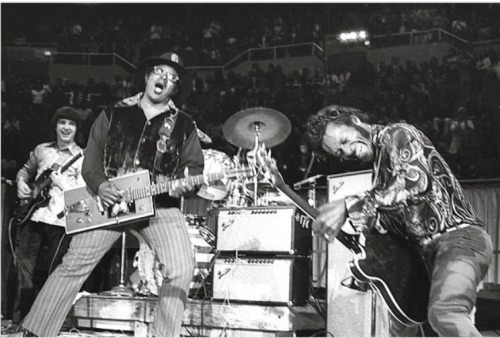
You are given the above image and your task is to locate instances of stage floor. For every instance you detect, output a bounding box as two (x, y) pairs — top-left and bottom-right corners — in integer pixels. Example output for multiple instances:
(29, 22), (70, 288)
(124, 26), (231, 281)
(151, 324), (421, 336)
(2, 319), (499, 337)
(2, 290), (500, 337)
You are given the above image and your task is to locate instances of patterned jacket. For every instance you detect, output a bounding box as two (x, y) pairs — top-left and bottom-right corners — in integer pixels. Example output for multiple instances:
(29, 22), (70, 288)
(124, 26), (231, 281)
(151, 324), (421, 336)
(346, 123), (484, 245)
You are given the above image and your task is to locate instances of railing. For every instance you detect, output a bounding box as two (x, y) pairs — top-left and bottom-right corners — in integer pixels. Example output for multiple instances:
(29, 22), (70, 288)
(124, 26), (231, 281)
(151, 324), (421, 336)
(471, 38), (500, 48)
(224, 42), (324, 70)
(38, 43), (323, 74)
(49, 52), (136, 72)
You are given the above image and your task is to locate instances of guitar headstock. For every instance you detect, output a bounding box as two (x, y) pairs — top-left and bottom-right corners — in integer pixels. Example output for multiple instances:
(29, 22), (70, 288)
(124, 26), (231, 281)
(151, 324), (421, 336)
(247, 143), (286, 189)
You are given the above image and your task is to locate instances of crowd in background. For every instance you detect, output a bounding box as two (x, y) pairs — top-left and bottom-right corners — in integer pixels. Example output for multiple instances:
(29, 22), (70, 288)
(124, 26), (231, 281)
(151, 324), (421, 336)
(3, 3), (500, 66)
(3, 42), (500, 183)
(2, 3), (500, 184)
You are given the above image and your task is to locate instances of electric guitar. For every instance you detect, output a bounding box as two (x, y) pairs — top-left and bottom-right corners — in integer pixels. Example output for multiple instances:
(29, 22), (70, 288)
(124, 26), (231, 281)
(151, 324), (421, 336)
(64, 166), (255, 235)
(14, 151), (84, 225)
(253, 147), (430, 326)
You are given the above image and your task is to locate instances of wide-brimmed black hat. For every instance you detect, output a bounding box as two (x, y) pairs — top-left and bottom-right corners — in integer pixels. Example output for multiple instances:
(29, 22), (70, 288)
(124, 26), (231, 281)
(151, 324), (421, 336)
(137, 52), (186, 77)
(134, 52), (191, 106)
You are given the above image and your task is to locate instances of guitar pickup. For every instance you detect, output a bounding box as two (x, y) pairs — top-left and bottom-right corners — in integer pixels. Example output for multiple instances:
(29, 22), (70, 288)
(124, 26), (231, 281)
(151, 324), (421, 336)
(67, 200), (90, 215)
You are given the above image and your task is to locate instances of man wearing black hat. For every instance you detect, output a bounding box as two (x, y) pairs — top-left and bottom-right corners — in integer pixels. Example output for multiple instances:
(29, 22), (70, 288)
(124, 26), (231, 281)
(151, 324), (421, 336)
(12, 106), (85, 330)
(17, 52), (204, 337)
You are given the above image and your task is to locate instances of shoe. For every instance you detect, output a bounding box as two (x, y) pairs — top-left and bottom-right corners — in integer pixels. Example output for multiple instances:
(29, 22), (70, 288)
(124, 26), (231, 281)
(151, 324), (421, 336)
(1, 323), (18, 335)
(4, 327), (38, 337)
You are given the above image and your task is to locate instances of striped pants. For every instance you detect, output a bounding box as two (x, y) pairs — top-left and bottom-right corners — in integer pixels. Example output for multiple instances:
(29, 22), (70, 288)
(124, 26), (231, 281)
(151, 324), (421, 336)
(22, 208), (195, 337)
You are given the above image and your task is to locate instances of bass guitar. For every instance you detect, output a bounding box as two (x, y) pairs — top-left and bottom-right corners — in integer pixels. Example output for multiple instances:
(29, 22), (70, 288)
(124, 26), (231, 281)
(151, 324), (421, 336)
(14, 151), (84, 225)
(254, 147), (430, 326)
(64, 166), (255, 235)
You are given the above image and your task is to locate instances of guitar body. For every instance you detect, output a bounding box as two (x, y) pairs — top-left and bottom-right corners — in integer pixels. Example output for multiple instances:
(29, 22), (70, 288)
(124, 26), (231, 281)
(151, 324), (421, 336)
(14, 191), (51, 225)
(14, 151), (84, 226)
(346, 229), (430, 326)
(65, 170), (155, 234)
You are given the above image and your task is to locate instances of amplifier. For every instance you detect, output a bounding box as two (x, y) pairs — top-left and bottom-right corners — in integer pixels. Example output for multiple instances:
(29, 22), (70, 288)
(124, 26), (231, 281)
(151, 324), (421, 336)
(327, 169), (373, 201)
(212, 256), (309, 305)
(216, 206), (312, 255)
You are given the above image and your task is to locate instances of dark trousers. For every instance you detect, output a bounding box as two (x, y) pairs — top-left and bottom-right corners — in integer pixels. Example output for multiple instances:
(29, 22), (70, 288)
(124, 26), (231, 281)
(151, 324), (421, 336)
(13, 221), (70, 324)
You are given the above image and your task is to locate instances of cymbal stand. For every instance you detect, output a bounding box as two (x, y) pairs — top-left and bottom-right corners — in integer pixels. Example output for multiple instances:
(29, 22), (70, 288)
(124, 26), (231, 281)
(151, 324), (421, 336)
(247, 122), (261, 206)
(101, 232), (134, 297)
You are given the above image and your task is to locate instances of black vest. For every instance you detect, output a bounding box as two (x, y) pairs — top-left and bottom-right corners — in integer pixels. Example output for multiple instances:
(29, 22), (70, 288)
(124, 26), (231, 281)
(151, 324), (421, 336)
(103, 105), (197, 207)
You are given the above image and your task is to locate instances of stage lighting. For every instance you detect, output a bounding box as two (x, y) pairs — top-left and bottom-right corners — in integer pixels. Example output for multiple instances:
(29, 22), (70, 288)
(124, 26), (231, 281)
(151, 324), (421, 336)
(338, 30), (369, 44)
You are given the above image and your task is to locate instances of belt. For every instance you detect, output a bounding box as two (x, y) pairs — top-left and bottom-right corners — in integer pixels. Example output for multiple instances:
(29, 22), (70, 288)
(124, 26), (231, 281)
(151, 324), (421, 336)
(419, 223), (473, 246)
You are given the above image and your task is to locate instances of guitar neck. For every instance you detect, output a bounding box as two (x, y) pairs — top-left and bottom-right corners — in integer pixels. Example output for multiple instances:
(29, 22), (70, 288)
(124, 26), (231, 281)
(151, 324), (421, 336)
(126, 168), (250, 201)
(276, 184), (356, 248)
(277, 184), (319, 219)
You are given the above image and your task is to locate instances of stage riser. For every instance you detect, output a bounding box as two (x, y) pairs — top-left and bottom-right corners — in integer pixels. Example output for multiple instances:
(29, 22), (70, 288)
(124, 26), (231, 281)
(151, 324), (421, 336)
(69, 296), (324, 336)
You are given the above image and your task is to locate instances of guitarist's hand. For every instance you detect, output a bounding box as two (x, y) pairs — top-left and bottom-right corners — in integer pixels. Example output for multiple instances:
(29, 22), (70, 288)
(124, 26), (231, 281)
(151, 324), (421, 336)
(97, 181), (124, 207)
(17, 179), (32, 199)
(313, 199), (348, 241)
(169, 167), (195, 198)
(50, 169), (69, 190)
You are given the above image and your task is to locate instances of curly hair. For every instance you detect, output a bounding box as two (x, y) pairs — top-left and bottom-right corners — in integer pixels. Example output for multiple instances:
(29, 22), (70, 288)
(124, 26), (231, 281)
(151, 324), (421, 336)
(306, 105), (369, 150)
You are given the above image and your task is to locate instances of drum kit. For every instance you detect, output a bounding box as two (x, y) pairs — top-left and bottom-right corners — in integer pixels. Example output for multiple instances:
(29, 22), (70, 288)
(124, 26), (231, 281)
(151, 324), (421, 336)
(198, 106), (293, 207)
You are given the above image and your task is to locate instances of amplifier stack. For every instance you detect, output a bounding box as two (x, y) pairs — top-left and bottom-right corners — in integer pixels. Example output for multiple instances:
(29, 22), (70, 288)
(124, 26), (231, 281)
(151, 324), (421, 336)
(213, 206), (312, 305)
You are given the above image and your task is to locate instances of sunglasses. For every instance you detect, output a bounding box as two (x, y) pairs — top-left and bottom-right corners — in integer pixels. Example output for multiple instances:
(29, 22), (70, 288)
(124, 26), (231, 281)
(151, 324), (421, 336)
(153, 66), (179, 83)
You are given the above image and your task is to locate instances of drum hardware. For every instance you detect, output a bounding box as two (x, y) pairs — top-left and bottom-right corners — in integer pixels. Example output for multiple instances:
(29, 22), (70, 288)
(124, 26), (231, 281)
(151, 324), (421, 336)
(100, 232), (135, 297)
(292, 174), (324, 190)
(223, 107), (292, 206)
(303, 151), (316, 181)
(293, 174), (324, 209)
(243, 182), (277, 194)
(197, 149), (234, 201)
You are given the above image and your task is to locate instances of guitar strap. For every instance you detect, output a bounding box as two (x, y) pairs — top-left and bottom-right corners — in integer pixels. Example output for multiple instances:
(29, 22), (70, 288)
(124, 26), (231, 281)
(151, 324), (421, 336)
(51, 148), (79, 172)
(50, 154), (68, 171)
(153, 113), (177, 181)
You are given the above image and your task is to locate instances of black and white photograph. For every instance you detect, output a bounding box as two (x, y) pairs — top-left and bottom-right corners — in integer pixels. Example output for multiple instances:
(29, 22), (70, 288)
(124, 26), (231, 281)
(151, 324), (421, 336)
(1, 2), (500, 337)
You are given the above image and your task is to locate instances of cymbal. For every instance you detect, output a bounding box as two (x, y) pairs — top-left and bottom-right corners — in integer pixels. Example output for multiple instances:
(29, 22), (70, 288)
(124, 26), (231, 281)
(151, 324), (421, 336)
(223, 107), (291, 149)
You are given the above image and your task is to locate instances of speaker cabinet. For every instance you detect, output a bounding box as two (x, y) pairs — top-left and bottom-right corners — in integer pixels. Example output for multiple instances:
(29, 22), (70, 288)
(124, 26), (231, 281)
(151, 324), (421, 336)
(326, 170), (390, 336)
(212, 256), (310, 305)
(326, 240), (390, 336)
(216, 206), (311, 255)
